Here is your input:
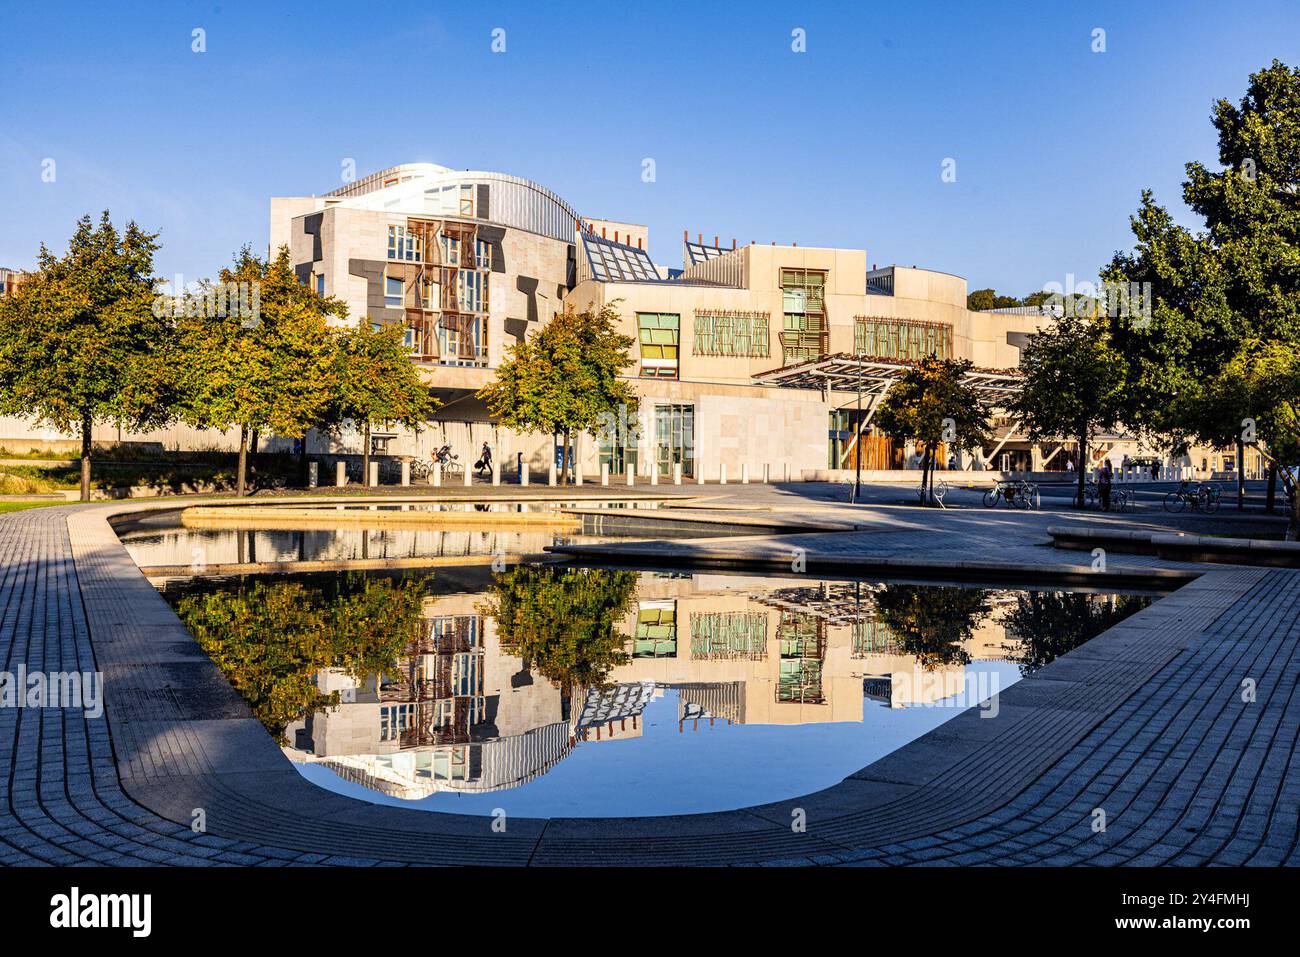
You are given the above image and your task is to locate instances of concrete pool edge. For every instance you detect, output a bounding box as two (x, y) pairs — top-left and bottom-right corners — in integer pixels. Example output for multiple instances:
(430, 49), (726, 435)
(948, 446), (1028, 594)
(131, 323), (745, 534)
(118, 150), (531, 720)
(10, 496), (1290, 865)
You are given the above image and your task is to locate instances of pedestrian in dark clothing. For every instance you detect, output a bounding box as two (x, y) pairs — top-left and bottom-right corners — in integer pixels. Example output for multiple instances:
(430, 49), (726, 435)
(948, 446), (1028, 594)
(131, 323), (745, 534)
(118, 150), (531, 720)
(1099, 460), (1113, 510)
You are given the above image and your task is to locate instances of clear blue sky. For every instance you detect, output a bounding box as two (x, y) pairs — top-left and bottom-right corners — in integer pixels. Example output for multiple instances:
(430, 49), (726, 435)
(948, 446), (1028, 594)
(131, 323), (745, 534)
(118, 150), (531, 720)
(2, 0), (1296, 294)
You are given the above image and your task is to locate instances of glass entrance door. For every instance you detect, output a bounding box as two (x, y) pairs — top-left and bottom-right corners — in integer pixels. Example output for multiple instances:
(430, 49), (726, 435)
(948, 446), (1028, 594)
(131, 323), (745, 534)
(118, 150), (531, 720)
(653, 404), (694, 478)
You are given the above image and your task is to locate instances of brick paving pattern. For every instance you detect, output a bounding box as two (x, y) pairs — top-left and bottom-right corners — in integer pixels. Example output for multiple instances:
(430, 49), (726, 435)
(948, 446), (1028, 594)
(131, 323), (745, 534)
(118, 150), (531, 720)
(0, 499), (1296, 866)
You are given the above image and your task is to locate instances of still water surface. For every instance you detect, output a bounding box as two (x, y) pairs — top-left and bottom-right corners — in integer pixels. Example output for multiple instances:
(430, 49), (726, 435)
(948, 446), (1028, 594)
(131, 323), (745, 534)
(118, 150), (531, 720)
(157, 564), (1155, 817)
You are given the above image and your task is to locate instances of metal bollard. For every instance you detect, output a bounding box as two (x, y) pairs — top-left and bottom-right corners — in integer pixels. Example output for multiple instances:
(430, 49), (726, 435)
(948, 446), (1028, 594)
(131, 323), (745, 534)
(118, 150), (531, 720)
(627, 467), (635, 486)
(741, 463), (749, 484)
(368, 461), (380, 486)
(720, 464), (728, 485)
(464, 462), (473, 487)
(400, 460), (410, 487)
(520, 463), (529, 487)
(492, 460), (501, 487)
(601, 463), (610, 486)
(673, 463), (682, 485)
(763, 463), (770, 484)
(336, 461), (347, 487)
(433, 462), (442, 487)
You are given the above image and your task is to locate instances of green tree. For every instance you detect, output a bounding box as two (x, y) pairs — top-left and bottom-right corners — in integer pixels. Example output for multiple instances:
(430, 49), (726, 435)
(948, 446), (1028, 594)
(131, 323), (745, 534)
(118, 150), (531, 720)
(173, 573), (429, 743)
(1103, 61), (1300, 524)
(0, 212), (173, 500)
(482, 565), (637, 692)
(1186, 339), (1300, 534)
(174, 246), (340, 495)
(478, 302), (638, 481)
(967, 288), (1024, 311)
(874, 356), (992, 504)
(328, 322), (440, 487)
(1010, 311), (1126, 509)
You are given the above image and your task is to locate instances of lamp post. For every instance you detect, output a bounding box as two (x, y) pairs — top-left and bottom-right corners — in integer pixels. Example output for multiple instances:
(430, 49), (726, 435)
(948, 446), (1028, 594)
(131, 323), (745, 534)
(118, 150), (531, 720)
(853, 348), (863, 503)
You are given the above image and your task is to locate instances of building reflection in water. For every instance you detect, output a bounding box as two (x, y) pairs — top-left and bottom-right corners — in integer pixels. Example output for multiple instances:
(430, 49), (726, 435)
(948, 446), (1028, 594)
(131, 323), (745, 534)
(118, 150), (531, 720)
(164, 568), (1155, 803)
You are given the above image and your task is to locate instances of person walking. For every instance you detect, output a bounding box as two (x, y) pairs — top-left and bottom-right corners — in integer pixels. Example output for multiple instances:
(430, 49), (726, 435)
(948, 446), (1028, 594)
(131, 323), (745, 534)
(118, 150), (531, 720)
(1099, 459), (1113, 511)
(476, 441), (493, 479)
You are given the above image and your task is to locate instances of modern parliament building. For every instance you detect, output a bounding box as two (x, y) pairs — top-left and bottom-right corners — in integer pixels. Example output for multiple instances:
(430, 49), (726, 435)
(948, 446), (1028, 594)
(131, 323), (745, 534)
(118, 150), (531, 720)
(267, 161), (1098, 480)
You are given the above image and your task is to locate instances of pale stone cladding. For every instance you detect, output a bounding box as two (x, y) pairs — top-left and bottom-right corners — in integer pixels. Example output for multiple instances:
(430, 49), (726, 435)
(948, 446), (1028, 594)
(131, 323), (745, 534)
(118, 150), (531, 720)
(566, 243), (1055, 480)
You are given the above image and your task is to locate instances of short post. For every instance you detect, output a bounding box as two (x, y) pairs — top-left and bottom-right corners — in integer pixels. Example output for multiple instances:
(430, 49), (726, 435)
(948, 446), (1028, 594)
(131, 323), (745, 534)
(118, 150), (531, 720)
(368, 461), (380, 486)
(308, 461), (318, 489)
(464, 462), (473, 487)
(492, 460), (501, 487)
(627, 467), (635, 487)
(720, 463), (728, 485)
(673, 463), (682, 485)
(650, 465), (659, 486)
(697, 465), (706, 485)
(520, 463), (529, 487)
(336, 461), (347, 487)
(601, 463), (610, 486)
(783, 462), (790, 483)
(548, 460), (557, 487)
(763, 463), (770, 484)
(741, 463), (750, 484)
(400, 460), (410, 487)
(575, 463), (584, 486)
(433, 462), (442, 487)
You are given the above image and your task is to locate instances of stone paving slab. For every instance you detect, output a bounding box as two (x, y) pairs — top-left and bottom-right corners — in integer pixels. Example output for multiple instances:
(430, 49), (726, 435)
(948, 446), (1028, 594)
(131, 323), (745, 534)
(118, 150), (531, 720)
(0, 496), (1295, 866)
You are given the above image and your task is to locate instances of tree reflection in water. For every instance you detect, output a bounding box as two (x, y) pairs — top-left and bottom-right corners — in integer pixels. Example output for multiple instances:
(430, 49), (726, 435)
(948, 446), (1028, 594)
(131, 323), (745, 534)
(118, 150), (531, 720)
(173, 573), (431, 743)
(481, 565), (638, 693)
(1001, 591), (1153, 676)
(872, 583), (991, 670)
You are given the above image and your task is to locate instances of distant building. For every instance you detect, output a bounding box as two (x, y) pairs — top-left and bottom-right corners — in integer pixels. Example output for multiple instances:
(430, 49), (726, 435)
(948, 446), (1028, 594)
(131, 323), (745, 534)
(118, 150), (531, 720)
(270, 162), (1080, 478)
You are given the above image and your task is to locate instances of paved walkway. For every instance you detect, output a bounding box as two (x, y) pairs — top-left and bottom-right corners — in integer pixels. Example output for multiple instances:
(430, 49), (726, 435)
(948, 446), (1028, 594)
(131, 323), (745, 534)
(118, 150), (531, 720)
(1, 497), (1297, 865)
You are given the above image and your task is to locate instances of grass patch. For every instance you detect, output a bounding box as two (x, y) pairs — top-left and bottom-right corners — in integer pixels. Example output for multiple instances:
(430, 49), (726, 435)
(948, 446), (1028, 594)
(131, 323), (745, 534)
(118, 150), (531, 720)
(0, 501), (55, 514)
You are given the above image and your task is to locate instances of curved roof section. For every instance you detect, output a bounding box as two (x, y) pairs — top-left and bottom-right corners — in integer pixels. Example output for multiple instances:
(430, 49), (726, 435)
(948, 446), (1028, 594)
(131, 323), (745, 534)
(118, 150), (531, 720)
(326, 164), (581, 244)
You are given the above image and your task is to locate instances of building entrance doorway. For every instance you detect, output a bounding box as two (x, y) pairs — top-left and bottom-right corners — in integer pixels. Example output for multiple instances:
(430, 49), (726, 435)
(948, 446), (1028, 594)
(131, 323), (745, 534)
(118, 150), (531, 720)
(653, 404), (694, 478)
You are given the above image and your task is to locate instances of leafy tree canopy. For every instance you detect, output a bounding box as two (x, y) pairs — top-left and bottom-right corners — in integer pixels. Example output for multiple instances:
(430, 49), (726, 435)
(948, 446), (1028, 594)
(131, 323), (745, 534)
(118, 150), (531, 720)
(0, 211), (173, 499)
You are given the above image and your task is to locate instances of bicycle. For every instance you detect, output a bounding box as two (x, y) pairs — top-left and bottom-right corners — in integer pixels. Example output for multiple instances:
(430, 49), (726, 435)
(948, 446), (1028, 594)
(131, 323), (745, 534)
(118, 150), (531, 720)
(983, 480), (1038, 509)
(1164, 481), (1220, 513)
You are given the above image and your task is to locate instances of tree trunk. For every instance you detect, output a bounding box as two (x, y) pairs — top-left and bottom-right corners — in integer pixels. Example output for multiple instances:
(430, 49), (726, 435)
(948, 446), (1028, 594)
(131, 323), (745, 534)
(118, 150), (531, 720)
(1290, 481), (1300, 542)
(1266, 465), (1277, 514)
(363, 421), (372, 488)
(1236, 436), (1245, 511)
(920, 444), (932, 505)
(1076, 431), (1088, 510)
(562, 430), (572, 485)
(236, 425), (248, 497)
(79, 414), (92, 503)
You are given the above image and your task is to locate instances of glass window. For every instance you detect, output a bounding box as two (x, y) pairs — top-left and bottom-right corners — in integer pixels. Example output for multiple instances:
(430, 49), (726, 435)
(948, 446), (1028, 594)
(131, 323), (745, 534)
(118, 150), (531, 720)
(315, 273), (325, 296)
(387, 225), (421, 261)
(440, 232), (460, 266)
(637, 313), (680, 378)
(385, 274), (403, 308)
(475, 238), (492, 270)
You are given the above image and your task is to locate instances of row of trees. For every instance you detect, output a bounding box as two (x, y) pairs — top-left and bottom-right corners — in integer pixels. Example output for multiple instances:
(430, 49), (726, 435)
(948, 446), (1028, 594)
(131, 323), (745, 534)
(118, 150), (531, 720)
(923, 62), (1298, 536)
(1013, 60), (1300, 536)
(0, 214), (436, 499)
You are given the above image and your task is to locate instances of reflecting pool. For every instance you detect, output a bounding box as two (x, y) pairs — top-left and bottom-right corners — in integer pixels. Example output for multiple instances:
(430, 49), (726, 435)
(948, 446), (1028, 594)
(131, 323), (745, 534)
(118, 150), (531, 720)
(157, 564), (1156, 817)
(117, 503), (702, 570)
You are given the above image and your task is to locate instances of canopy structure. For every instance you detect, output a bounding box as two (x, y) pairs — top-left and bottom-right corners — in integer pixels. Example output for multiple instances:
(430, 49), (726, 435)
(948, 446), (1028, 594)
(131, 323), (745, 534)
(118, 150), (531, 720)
(752, 352), (1024, 405)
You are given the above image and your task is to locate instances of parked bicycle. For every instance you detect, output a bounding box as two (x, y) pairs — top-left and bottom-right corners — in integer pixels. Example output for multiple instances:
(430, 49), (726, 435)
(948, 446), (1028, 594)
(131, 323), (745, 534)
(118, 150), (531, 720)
(1163, 481), (1221, 513)
(1070, 479), (1133, 511)
(983, 479), (1039, 509)
(916, 479), (949, 507)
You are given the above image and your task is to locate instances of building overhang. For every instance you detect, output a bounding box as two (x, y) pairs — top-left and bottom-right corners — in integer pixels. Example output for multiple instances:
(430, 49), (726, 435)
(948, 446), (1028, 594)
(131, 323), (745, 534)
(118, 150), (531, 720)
(752, 352), (1024, 404)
